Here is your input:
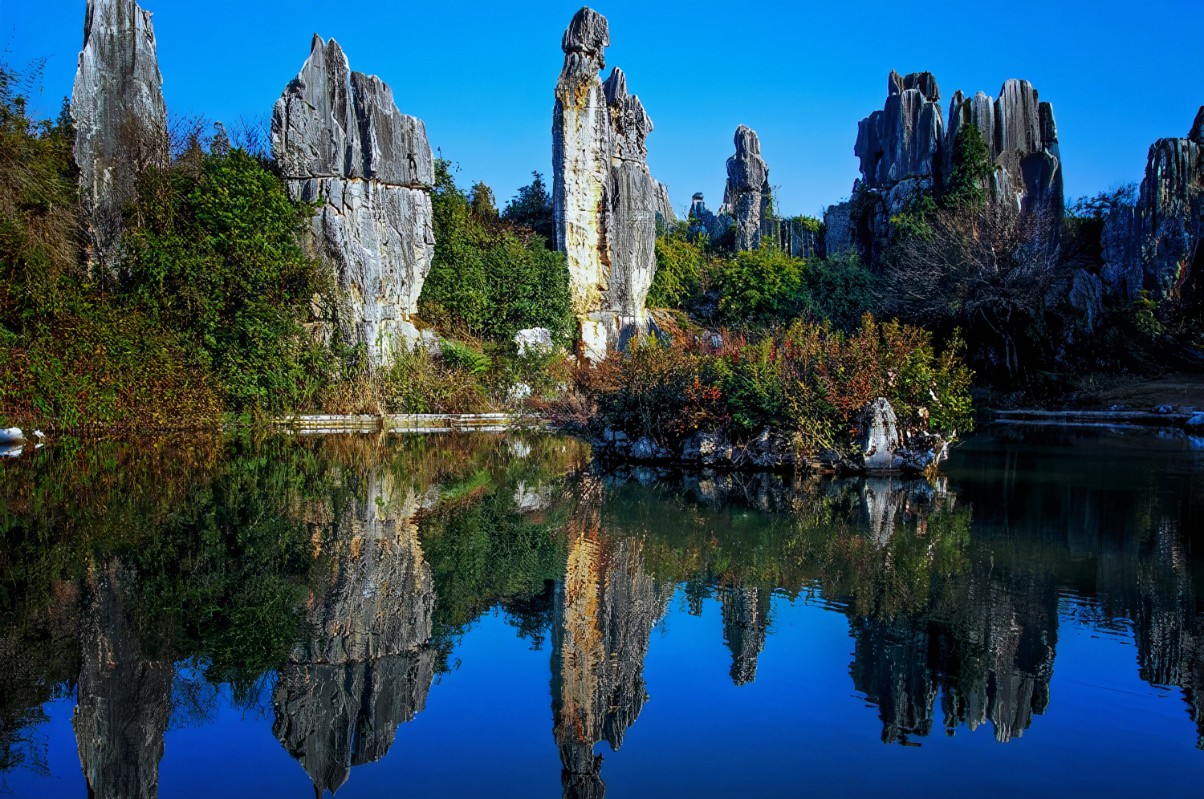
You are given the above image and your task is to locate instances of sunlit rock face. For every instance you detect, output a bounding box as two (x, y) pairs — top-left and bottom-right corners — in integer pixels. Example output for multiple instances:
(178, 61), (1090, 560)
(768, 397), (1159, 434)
(553, 8), (664, 362)
(73, 563), (171, 799)
(272, 471), (436, 796)
(272, 36), (435, 366)
(72, 0), (169, 275)
(720, 126), (771, 251)
(1102, 108), (1203, 302)
(552, 479), (674, 798)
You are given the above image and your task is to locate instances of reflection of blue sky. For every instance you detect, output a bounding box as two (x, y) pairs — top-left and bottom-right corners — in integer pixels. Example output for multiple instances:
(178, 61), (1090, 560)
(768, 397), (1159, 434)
(10, 590), (1202, 798)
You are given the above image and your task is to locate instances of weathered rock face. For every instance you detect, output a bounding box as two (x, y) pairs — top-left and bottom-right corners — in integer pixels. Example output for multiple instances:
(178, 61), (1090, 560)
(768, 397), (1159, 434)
(553, 8), (664, 362)
(1102, 108), (1204, 302)
(73, 563), (171, 799)
(273, 470), (436, 796)
(688, 192), (725, 241)
(272, 35), (435, 366)
(72, 0), (169, 275)
(823, 201), (856, 257)
(856, 71), (944, 191)
(721, 126), (771, 251)
(859, 398), (901, 472)
(654, 180), (676, 225)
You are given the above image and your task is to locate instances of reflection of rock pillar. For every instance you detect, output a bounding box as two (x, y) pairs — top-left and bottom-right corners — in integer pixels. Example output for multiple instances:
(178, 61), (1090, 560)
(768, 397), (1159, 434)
(850, 617), (936, 744)
(73, 562), (172, 799)
(721, 586), (772, 686)
(273, 472), (436, 796)
(552, 477), (672, 799)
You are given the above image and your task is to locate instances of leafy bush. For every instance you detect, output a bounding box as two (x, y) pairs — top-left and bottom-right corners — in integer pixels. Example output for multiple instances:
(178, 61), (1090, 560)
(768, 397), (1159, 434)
(578, 316), (973, 457)
(711, 245), (806, 327)
(122, 148), (330, 411)
(421, 161), (574, 346)
(648, 223), (707, 310)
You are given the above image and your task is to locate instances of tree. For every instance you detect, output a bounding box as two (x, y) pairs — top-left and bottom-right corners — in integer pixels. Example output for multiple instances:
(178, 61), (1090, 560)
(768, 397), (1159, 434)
(886, 202), (1061, 378)
(941, 124), (994, 212)
(470, 180), (498, 221)
(502, 171), (555, 243)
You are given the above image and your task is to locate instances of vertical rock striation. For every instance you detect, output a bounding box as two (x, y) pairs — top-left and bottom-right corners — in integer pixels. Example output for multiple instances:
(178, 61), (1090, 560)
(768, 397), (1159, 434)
(273, 470), (436, 796)
(553, 8), (664, 362)
(1102, 108), (1203, 301)
(272, 36), (435, 366)
(72, 0), (169, 275)
(552, 478), (673, 798)
(721, 125), (771, 251)
(838, 70), (1063, 266)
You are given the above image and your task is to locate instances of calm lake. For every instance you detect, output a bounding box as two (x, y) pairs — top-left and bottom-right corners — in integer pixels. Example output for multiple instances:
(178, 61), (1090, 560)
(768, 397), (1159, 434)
(1, 426), (1202, 798)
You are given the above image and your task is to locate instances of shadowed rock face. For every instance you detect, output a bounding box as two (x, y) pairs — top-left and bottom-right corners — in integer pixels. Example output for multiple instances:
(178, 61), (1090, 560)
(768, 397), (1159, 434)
(73, 563), (171, 799)
(721, 126), (771, 251)
(552, 480), (674, 798)
(1102, 107), (1203, 301)
(273, 471), (436, 796)
(272, 36), (435, 366)
(553, 8), (664, 362)
(842, 71), (1062, 266)
(72, 0), (169, 274)
(946, 79), (1063, 214)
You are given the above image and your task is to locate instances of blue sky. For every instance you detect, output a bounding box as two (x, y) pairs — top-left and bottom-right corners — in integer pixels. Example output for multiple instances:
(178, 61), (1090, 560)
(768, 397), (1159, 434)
(3, 0), (1202, 217)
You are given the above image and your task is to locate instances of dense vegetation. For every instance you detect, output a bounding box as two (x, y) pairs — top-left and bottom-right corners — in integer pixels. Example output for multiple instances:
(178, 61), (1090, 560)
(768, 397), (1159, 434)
(577, 316), (973, 457)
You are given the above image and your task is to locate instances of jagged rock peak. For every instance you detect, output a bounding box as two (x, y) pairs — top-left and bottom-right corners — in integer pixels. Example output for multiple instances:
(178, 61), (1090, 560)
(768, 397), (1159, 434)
(273, 35), (433, 187)
(727, 125), (769, 191)
(889, 70), (939, 102)
(271, 35), (435, 366)
(563, 7), (610, 55)
(606, 67), (654, 162)
(72, 0), (169, 273)
(1190, 106), (1204, 144)
(552, 7), (661, 362)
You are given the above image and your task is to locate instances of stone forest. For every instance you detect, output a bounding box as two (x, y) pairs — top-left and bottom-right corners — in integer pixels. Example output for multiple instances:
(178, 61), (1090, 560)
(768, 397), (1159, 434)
(1, 2), (1203, 798)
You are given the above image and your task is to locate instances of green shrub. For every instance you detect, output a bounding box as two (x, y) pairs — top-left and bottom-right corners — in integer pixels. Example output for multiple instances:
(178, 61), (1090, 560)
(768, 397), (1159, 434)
(421, 161), (574, 345)
(122, 149), (329, 412)
(711, 245), (806, 327)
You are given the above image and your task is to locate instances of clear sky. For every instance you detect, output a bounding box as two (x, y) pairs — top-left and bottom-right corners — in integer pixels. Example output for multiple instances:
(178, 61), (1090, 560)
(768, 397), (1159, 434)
(3, 0), (1202, 218)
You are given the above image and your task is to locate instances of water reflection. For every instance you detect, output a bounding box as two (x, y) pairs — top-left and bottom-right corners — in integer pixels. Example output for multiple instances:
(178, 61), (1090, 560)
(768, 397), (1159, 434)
(0, 427), (1201, 796)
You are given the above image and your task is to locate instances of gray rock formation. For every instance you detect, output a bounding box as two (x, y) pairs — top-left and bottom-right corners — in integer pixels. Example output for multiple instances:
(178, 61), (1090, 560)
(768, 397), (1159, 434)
(721, 126), (771, 251)
(272, 35), (435, 366)
(859, 398), (901, 472)
(273, 470), (436, 796)
(688, 192), (726, 241)
(848, 71), (1063, 266)
(823, 201), (856, 257)
(1102, 108), (1203, 302)
(654, 180), (676, 225)
(73, 563), (171, 799)
(72, 0), (169, 275)
(553, 8), (664, 362)
(946, 79), (1063, 214)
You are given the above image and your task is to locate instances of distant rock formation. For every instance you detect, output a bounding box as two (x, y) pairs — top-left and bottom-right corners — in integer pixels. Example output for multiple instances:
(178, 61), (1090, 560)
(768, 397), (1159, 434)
(553, 8), (664, 362)
(73, 563), (171, 799)
(654, 180), (676, 225)
(721, 126), (771, 251)
(72, 0), (169, 275)
(838, 70), (1063, 266)
(272, 35), (435, 366)
(273, 470), (436, 796)
(688, 192), (725, 241)
(1101, 107), (1203, 302)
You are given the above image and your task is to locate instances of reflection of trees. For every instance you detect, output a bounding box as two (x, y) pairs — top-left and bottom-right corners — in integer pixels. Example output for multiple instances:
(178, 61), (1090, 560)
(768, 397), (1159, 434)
(551, 478), (674, 799)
